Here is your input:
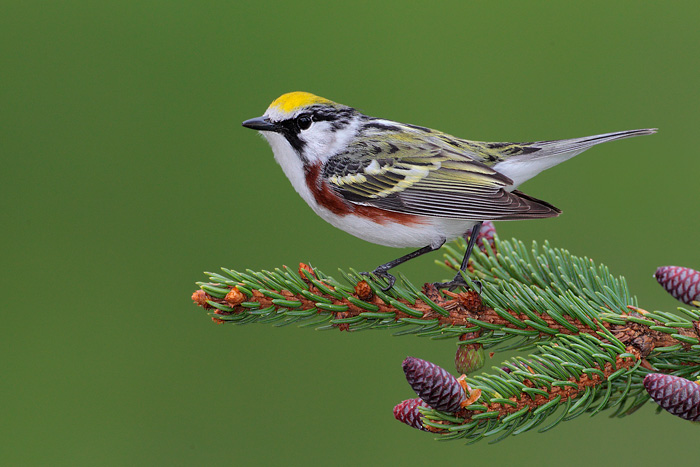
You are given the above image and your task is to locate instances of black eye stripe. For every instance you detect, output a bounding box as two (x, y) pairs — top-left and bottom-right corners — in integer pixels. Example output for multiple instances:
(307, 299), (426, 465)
(275, 120), (306, 153)
(275, 106), (357, 152)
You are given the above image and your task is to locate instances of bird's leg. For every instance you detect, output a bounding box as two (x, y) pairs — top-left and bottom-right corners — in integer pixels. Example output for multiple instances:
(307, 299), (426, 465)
(362, 239), (446, 291)
(433, 222), (483, 292)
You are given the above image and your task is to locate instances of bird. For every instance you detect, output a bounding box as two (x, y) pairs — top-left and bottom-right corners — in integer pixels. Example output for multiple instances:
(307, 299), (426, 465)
(242, 92), (655, 290)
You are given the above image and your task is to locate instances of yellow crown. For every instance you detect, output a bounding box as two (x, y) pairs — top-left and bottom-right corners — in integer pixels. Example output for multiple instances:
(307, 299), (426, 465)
(268, 92), (334, 113)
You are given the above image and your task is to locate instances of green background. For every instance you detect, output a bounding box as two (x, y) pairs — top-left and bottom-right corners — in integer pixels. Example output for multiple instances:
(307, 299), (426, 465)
(3, 1), (699, 465)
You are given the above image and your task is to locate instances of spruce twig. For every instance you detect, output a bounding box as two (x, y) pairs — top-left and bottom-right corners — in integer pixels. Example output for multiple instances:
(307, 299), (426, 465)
(191, 233), (700, 443)
(192, 256), (699, 355)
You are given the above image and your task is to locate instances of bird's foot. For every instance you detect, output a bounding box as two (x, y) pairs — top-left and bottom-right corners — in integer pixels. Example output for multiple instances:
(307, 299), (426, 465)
(432, 273), (482, 293)
(360, 269), (397, 291)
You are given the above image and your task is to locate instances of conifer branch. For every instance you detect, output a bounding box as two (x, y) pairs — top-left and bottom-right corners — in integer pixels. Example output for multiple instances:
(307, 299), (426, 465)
(191, 231), (700, 443)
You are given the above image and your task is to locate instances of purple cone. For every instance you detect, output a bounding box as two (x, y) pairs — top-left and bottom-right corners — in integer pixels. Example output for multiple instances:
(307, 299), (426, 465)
(393, 398), (430, 431)
(402, 357), (466, 412)
(654, 266), (700, 305)
(644, 373), (700, 421)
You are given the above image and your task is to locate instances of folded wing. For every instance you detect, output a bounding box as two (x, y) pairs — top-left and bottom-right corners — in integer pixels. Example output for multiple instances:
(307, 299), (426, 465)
(322, 142), (560, 221)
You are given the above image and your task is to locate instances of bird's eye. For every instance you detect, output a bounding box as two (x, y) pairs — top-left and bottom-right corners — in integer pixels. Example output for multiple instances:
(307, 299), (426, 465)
(296, 114), (312, 131)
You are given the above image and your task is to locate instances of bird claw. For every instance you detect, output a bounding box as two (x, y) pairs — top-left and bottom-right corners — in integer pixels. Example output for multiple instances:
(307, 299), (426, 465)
(360, 269), (397, 291)
(432, 274), (482, 293)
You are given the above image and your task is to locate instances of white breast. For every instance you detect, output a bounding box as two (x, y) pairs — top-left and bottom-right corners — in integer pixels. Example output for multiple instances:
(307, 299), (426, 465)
(260, 132), (318, 207)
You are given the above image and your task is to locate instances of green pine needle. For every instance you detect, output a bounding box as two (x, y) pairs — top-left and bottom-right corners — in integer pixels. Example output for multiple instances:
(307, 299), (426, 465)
(192, 235), (700, 444)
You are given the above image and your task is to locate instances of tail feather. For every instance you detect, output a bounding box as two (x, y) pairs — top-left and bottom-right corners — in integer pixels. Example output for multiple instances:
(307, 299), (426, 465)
(530, 128), (657, 157)
(494, 128), (657, 188)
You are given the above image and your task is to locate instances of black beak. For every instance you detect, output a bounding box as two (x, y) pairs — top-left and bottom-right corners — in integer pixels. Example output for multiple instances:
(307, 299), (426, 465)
(242, 116), (280, 132)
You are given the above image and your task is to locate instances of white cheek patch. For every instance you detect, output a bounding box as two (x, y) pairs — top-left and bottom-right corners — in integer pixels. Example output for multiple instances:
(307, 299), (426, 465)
(300, 119), (362, 163)
(300, 122), (337, 161)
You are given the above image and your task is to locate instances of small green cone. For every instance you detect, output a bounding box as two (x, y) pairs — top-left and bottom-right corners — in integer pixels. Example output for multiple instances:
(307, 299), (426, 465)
(455, 343), (485, 375)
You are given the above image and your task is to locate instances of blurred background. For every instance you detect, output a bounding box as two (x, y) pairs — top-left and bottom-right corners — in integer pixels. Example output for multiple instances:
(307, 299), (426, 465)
(2, 1), (699, 465)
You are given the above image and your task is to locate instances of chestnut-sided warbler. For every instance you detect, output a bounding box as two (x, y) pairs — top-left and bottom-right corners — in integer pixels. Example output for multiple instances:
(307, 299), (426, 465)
(243, 92), (655, 289)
